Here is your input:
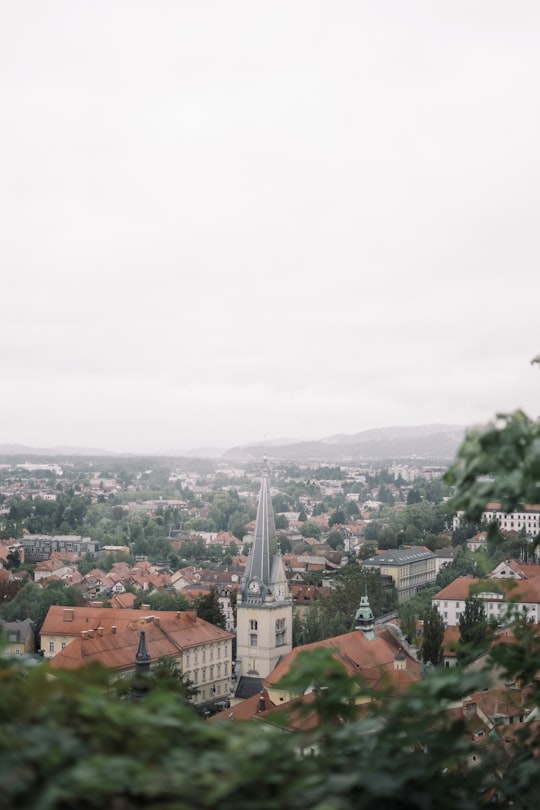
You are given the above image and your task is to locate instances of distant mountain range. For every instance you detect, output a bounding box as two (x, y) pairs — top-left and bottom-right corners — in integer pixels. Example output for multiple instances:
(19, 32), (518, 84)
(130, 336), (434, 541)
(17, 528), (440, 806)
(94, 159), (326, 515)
(221, 424), (467, 463)
(0, 424), (467, 463)
(0, 443), (114, 458)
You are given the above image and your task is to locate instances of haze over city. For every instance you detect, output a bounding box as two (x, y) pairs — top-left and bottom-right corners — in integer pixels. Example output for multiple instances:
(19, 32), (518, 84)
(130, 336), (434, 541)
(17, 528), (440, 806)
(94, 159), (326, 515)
(2, 2), (539, 455)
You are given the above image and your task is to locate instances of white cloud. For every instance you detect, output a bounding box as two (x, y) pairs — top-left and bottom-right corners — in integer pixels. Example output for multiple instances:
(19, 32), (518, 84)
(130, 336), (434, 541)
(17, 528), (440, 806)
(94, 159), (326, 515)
(1, 1), (539, 452)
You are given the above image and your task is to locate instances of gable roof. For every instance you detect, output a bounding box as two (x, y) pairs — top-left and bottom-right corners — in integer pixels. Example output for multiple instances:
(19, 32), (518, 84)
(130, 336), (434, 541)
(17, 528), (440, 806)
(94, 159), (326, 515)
(264, 628), (421, 694)
(47, 608), (234, 672)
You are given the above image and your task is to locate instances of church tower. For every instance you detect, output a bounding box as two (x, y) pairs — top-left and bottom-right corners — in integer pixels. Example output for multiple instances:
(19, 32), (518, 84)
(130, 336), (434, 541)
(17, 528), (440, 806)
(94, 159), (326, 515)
(236, 466), (292, 679)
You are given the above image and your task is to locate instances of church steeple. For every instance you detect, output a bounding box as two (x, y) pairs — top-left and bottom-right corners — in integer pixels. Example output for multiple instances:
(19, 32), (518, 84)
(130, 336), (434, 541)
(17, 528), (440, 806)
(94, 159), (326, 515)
(242, 466), (278, 604)
(353, 591), (375, 640)
(236, 464), (293, 680)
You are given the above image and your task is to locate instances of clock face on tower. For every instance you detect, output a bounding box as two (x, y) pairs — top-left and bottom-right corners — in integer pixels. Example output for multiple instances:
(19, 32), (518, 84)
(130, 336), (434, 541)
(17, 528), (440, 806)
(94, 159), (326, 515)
(248, 579), (260, 594)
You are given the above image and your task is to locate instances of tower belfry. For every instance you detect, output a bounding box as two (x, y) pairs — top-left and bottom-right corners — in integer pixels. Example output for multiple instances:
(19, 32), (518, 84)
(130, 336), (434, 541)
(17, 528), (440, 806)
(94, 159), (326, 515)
(236, 465), (292, 680)
(353, 591), (375, 641)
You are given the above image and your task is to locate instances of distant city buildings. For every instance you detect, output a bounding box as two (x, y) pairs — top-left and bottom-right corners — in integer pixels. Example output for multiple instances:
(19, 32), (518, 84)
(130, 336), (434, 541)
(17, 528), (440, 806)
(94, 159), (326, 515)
(20, 534), (100, 562)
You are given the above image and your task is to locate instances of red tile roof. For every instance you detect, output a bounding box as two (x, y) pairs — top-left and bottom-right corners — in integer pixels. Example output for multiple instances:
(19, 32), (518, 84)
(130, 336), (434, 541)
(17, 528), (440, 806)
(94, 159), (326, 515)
(47, 608), (233, 672)
(265, 628), (421, 694)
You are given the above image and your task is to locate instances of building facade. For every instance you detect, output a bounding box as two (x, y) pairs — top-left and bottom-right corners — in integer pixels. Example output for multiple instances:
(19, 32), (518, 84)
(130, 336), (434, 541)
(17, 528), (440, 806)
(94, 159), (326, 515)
(432, 561), (540, 626)
(20, 534), (100, 562)
(235, 469), (293, 680)
(453, 504), (540, 538)
(362, 547), (437, 603)
(42, 605), (234, 707)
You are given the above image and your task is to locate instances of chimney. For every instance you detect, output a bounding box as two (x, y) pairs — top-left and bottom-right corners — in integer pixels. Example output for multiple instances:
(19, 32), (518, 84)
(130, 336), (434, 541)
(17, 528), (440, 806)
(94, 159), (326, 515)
(153, 617), (160, 627)
(112, 626), (117, 635)
(87, 629), (95, 638)
(97, 627), (104, 637)
(141, 604), (150, 610)
(63, 608), (74, 622)
(463, 700), (477, 719)
(81, 630), (88, 640)
(257, 693), (266, 713)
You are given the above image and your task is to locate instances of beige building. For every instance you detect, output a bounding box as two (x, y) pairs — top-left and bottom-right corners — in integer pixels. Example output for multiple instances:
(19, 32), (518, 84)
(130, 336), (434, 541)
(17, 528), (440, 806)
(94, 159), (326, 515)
(236, 471), (293, 682)
(42, 605), (234, 708)
(1, 618), (36, 655)
(362, 547), (437, 603)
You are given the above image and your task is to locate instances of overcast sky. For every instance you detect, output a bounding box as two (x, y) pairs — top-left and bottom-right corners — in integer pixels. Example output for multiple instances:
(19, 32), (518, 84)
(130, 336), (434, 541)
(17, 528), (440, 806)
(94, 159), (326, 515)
(1, 2), (539, 454)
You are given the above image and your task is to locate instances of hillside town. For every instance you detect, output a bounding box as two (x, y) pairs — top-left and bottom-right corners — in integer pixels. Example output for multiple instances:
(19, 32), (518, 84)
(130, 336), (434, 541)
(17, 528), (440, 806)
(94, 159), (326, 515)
(2, 451), (540, 742)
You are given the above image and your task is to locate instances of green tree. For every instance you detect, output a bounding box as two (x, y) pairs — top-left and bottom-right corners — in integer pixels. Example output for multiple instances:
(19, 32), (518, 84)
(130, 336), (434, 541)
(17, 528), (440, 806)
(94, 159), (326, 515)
(457, 597), (489, 662)
(421, 606), (444, 666)
(329, 509), (346, 527)
(0, 580), (84, 635)
(299, 520), (321, 540)
(398, 601), (417, 645)
(326, 561), (395, 628)
(326, 529), (344, 550)
(194, 588), (226, 629)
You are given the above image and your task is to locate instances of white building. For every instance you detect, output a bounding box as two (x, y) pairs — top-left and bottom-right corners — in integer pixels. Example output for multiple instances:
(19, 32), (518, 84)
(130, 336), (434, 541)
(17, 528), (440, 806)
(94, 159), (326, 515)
(432, 560), (540, 626)
(453, 504), (540, 538)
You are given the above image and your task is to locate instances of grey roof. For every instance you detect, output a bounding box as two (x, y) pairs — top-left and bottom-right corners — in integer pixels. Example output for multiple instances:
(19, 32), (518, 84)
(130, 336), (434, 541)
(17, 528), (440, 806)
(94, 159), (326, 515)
(242, 472), (276, 595)
(363, 547), (436, 567)
(234, 675), (265, 700)
(0, 618), (35, 643)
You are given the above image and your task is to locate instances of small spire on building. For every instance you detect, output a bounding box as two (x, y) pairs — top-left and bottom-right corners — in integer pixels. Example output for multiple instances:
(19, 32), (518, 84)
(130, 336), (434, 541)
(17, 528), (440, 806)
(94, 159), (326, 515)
(135, 629), (151, 670)
(131, 629), (152, 700)
(353, 591), (375, 640)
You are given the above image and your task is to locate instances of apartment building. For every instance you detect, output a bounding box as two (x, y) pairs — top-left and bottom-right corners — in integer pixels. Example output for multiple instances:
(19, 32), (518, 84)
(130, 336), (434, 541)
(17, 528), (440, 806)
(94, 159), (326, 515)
(361, 547), (437, 603)
(42, 605), (234, 707)
(453, 504), (540, 538)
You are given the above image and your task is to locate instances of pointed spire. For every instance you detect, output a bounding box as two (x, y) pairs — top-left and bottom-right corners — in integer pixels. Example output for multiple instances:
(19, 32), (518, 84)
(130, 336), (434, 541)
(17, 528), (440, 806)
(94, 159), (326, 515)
(353, 592), (375, 640)
(242, 466), (277, 602)
(131, 629), (152, 700)
(135, 629), (151, 671)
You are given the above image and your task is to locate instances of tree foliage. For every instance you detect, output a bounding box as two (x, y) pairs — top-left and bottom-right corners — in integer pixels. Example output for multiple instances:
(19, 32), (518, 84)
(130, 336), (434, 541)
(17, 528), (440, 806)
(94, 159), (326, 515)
(457, 597), (489, 662)
(0, 581), (85, 635)
(421, 606), (445, 665)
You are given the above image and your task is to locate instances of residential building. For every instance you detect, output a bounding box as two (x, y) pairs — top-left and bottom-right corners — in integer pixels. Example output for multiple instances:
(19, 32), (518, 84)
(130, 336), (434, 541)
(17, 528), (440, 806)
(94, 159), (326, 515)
(361, 547), (437, 603)
(432, 560), (540, 626)
(20, 534), (100, 562)
(0, 618), (36, 655)
(43, 605), (234, 708)
(453, 504), (540, 539)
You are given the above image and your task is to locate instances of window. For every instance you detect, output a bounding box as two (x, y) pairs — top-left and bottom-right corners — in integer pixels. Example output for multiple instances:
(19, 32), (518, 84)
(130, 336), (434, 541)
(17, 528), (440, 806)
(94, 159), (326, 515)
(202, 649), (206, 663)
(250, 634), (258, 647)
(202, 668), (207, 682)
(194, 651), (198, 665)
(49, 641), (55, 653)
(210, 665), (214, 680)
(61, 641), (67, 650)
(217, 645), (221, 659)
(186, 652), (190, 667)
(275, 618), (287, 646)
(250, 619), (258, 631)
(218, 663), (222, 677)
